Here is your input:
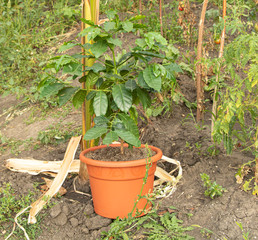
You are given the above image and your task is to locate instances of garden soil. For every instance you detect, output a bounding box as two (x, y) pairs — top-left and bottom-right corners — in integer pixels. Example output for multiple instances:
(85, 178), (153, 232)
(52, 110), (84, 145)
(1, 75), (257, 239)
(1, 3), (258, 240)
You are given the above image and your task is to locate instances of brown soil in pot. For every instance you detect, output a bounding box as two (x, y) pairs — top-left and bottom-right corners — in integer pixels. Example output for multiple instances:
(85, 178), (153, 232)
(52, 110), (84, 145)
(84, 146), (155, 162)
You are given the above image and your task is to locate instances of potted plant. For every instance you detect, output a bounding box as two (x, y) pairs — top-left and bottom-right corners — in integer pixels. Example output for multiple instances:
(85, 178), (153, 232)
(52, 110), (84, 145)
(39, 11), (181, 219)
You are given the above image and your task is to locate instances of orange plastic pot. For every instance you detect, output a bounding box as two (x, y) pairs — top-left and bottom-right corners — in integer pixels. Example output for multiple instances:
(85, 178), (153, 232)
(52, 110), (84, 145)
(79, 144), (162, 219)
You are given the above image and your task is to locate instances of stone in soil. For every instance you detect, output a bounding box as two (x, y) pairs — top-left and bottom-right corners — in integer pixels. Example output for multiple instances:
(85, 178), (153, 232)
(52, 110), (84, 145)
(50, 203), (62, 218)
(84, 203), (94, 215)
(85, 215), (112, 230)
(62, 205), (69, 215)
(70, 217), (79, 227)
(53, 212), (68, 226)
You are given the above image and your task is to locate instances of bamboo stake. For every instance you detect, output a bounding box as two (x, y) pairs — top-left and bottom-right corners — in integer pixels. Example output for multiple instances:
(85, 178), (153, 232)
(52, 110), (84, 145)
(196, 0), (209, 122)
(211, 0), (227, 137)
(79, 0), (99, 184)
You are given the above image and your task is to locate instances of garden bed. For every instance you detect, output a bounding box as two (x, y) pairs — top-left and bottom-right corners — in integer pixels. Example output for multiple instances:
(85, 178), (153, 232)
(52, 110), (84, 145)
(0, 0), (257, 239)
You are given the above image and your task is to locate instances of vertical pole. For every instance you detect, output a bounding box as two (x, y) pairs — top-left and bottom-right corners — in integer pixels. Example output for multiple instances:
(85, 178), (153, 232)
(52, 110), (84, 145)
(79, 0), (90, 184)
(196, 0), (208, 122)
(159, 0), (163, 36)
(78, 0), (99, 184)
(211, 0), (227, 137)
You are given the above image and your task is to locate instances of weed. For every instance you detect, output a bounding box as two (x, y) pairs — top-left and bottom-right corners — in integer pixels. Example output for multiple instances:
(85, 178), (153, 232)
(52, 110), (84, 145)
(37, 123), (81, 145)
(102, 208), (194, 239)
(200, 173), (226, 199)
(0, 136), (35, 155)
(0, 183), (44, 239)
(236, 222), (250, 240)
(206, 145), (220, 156)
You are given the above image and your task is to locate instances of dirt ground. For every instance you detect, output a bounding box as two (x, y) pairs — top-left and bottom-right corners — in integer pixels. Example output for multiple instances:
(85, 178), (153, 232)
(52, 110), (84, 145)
(1, 2), (257, 239)
(1, 73), (257, 239)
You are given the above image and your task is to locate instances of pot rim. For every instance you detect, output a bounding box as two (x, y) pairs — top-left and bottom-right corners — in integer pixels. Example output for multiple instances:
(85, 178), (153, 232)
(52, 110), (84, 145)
(79, 144), (162, 168)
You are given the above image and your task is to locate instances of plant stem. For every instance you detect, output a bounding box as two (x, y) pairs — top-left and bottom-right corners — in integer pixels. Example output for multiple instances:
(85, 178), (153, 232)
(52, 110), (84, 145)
(196, 0), (209, 122)
(111, 48), (118, 74)
(121, 139), (124, 155)
(211, 0), (227, 138)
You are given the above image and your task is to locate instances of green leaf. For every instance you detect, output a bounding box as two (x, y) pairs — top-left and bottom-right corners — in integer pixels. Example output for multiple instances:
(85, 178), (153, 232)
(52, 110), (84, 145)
(106, 10), (117, 20)
(129, 15), (146, 22)
(137, 72), (150, 89)
(136, 87), (151, 109)
(84, 127), (108, 140)
(94, 115), (109, 127)
(137, 50), (165, 59)
(103, 21), (116, 31)
(85, 63), (105, 73)
(115, 130), (141, 147)
(117, 113), (139, 137)
(143, 66), (161, 92)
(103, 131), (119, 145)
(86, 91), (96, 100)
(125, 79), (137, 91)
(147, 32), (167, 45)
(72, 89), (87, 109)
(153, 64), (161, 77)
(58, 42), (78, 52)
(63, 62), (82, 75)
(165, 63), (182, 73)
(122, 21), (134, 32)
(112, 84), (132, 112)
(107, 38), (122, 48)
(135, 39), (146, 48)
(79, 27), (101, 41)
(80, 19), (96, 26)
(93, 91), (108, 116)
(91, 40), (108, 58)
(58, 87), (79, 106)
(86, 71), (99, 88)
(41, 83), (64, 98)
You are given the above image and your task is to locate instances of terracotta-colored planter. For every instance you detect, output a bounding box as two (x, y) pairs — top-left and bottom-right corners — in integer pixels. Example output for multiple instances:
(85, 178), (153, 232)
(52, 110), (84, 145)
(79, 144), (162, 219)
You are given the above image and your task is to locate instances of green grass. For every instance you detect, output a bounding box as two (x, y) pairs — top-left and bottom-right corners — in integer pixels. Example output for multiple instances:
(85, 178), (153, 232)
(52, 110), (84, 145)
(0, 0), (81, 101)
(0, 183), (44, 240)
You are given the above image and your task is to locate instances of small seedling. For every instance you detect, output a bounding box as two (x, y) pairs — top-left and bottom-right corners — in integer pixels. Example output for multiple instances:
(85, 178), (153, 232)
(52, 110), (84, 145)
(236, 222), (250, 240)
(200, 173), (226, 199)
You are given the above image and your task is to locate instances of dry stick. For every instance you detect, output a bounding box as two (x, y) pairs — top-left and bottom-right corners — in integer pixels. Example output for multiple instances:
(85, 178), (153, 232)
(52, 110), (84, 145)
(159, 0), (163, 36)
(256, 157), (258, 184)
(211, 0), (227, 137)
(5, 159), (80, 175)
(28, 136), (81, 224)
(196, 0), (209, 122)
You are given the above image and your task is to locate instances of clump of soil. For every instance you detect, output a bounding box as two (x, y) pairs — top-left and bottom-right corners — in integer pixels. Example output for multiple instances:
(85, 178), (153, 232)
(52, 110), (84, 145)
(84, 146), (155, 162)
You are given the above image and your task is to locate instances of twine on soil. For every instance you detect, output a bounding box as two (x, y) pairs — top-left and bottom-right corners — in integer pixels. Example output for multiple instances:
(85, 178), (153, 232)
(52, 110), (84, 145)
(5, 206), (31, 240)
(73, 176), (92, 197)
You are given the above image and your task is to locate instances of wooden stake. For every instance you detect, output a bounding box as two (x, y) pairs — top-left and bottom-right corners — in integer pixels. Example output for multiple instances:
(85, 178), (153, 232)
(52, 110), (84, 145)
(79, 0), (99, 184)
(211, 0), (227, 137)
(159, 0), (163, 36)
(196, 0), (209, 122)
